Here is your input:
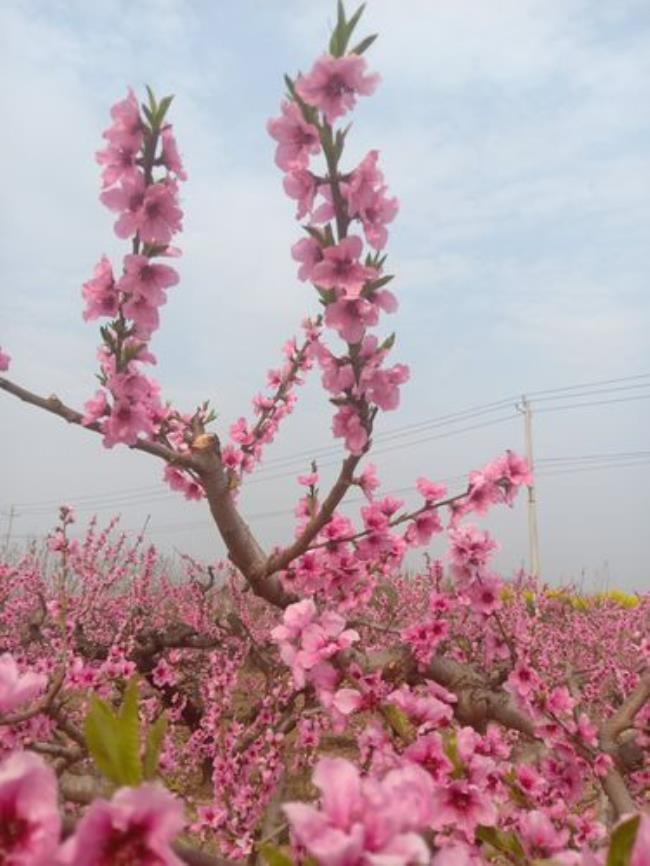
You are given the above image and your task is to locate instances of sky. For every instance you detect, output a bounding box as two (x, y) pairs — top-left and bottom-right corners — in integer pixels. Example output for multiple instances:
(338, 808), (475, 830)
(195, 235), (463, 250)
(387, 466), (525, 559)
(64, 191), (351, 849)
(1, 0), (649, 591)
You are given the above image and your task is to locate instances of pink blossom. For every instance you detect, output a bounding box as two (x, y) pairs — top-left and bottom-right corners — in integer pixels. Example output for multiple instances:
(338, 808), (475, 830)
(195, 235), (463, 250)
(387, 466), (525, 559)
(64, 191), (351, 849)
(548, 685), (575, 715)
(163, 466), (204, 501)
(160, 126), (187, 181)
(344, 151), (398, 250)
(82, 391), (109, 427)
(332, 405), (368, 455)
(358, 463), (380, 500)
(283, 169), (317, 219)
(267, 101), (321, 170)
(363, 362), (410, 411)
(0, 752), (61, 864)
(100, 173), (146, 239)
(122, 295), (161, 338)
(387, 685), (453, 729)
(271, 599), (317, 644)
(82, 255), (119, 321)
(416, 478), (448, 503)
(312, 236), (377, 299)
(292, 236), (324, 282)
(284, 757), (431, 866)
(404, 511), (443, 547)
(295, 55), (379, 124)
(404, 733), (453, 783)
(102, 88), (144, 150)
(447, 525), (498, 580)
(138, 182), (183, 246)
(101, 178), (182, 244)
(95, 141), (141, 189)
(429, 780), (497, 840)
(0, 347), (11, 372)
(576, 713), (598, 747)
(507, 661), (540, 698)
(325, 297), (379, 343)
(467, 573), (502, 616)
(332, 688), (363, 716)
(431, 844), (475, 866)
(59, 783), (184, 866)
(102, 398), (155, 448)
(519, 810), (569, 859)
(359, 190), (399, 250)
(118, 254), (179, 298)
(0, 653), (47, 714)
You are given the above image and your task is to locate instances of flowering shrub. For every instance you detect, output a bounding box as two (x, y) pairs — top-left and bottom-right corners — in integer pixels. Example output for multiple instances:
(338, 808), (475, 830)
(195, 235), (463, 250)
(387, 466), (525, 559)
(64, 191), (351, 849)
(0, 3), (648, 865)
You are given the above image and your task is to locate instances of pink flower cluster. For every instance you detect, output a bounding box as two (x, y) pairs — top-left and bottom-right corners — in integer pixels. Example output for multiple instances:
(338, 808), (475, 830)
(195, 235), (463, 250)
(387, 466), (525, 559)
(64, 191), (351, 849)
(0, 750), (184, 865)
(270, 599), (360, 715)
(268, 50), (407, 456)
(79, 89), (204, 499)
(284, 756), (434, 866)
(0, 653), (47, 715)
(0, 347), (10, 372)
(223, 319), (321, 482)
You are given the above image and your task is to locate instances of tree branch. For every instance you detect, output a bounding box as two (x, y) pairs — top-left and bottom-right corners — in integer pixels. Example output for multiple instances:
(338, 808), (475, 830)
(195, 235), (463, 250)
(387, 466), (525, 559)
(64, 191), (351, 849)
(264, 453), (360, 576)
(0, 376), (193, 466)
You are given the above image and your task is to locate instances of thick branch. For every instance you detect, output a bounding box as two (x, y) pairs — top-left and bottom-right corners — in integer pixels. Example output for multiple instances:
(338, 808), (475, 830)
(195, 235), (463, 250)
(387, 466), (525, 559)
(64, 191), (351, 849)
(601, 671), (650, 745)
(191, 434), (296, 608)
(0, 376), (192, 466)
(599, 670), (650, 817)
(264, 454), (360, 577)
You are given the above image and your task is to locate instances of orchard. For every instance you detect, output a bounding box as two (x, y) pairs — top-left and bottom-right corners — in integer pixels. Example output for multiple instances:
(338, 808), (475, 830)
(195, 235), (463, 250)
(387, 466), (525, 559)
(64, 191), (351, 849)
(0, 3), (648, 865)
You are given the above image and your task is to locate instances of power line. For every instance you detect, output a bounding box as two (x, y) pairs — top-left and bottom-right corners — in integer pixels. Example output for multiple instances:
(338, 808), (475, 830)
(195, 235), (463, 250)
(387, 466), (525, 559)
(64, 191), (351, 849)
(3, 373), (648, 512)
(10, 457), (650, 542)
(527, 372), (650, 398)
(535, 393), (650, 414)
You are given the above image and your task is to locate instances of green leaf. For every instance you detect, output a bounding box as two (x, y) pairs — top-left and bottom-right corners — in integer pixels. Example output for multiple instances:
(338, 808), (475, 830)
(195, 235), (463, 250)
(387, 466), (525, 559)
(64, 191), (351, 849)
(84, 695), (123, 785)
(477, 825), (525, 862)
(142, 104), (155, 126)
(143, 714), (168, 780)
(607, 815), (641, 866)
(304, 225), (326, 243)
(145, 84), (157, 114)
(323, 224), (336, 246)
(317, 287), (338, 305)
(259, 844), (294, 866)
(365, 274), (395, 293)
(156, 94), (174, 126)
(122, 342), (145, 364)
(443, 730), (465, 779)
(344, 4), (366, 43)
(382, 704), (416, 742)
(380, 332), (396, 352)
(284, 74), (296, 99)
(350, 33), (378, 55)
(116, 677), (142, 786)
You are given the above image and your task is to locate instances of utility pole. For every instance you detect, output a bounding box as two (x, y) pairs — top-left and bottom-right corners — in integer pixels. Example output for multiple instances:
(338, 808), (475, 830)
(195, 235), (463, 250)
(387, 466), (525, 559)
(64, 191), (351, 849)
(2, 505), (16, 552)
(518, 396), (541, 579)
